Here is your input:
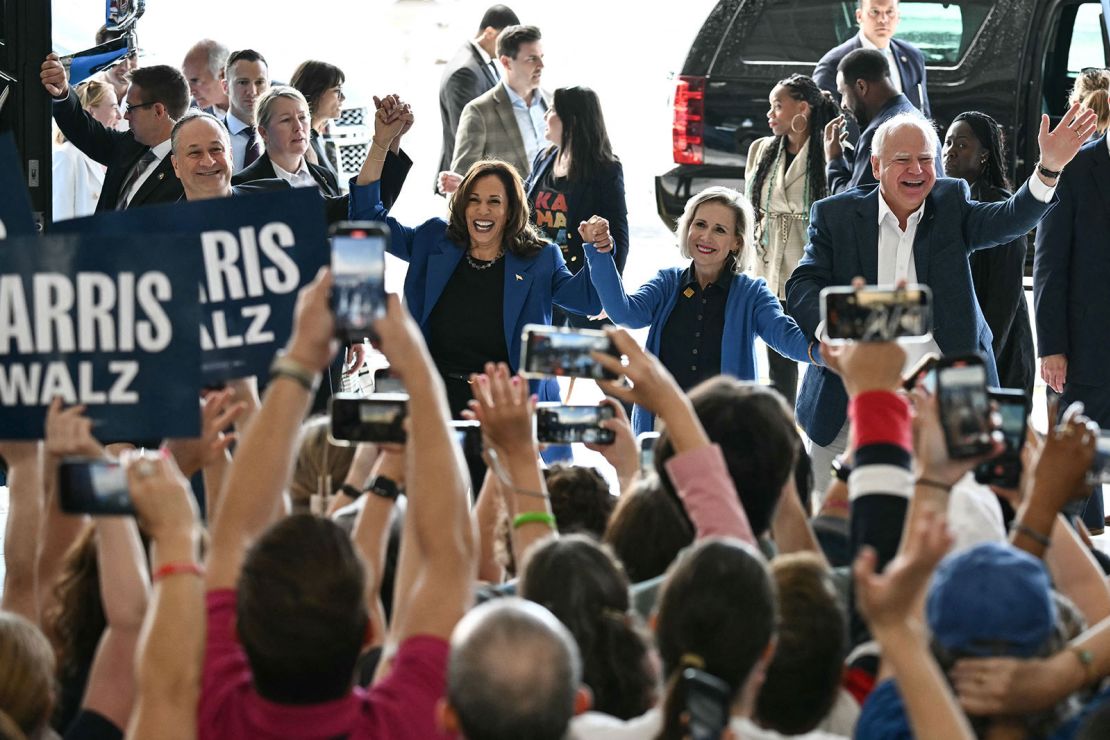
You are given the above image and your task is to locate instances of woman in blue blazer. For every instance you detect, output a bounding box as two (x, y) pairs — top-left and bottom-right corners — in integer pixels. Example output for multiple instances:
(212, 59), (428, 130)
(351, 98), (601, 415)
(581, 186), (818, 434)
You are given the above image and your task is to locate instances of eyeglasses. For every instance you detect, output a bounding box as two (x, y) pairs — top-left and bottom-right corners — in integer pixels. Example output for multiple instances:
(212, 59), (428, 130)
(124, 101), (158, 114)
(332, 86), (346, 99)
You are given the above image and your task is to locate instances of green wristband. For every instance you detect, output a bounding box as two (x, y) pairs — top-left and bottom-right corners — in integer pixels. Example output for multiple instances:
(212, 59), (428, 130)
(512, 511), (557, 531)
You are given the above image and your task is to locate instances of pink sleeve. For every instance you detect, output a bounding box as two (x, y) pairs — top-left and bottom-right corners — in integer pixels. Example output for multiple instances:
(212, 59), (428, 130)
(664, 444), (756, 546)
(198, 589), (251, 738)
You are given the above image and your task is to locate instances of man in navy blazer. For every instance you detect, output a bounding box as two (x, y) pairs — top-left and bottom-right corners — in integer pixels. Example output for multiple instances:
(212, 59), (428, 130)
(824, 49), (939, 194)
(814, 0), (930, 117)
(1034, 133), (1110, 530)
(787, 106), (1097, 493)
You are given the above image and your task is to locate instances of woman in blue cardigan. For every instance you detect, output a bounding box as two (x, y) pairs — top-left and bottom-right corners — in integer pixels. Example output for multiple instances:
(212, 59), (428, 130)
(350, 96), (601, 415)
(581, 186), (819, 433)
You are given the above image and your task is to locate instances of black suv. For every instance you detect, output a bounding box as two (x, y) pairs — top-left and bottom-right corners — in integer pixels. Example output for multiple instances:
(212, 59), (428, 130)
(656, 0), (1110, 226)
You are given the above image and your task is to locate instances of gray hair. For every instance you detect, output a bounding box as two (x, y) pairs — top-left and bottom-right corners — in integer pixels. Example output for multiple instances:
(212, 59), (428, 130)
(255, 85), (309, 131)
(170, 110), (230, 154)
(675, 186), (755, 274)
(448, 598), (581, 740)
(186, 39), (230, 80)
(872, 113), (938, 160)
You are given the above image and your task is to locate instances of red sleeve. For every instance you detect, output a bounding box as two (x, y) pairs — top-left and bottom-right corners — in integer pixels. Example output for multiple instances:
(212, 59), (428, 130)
(198, 589), (252, 736)
(364, 636), (451, 739)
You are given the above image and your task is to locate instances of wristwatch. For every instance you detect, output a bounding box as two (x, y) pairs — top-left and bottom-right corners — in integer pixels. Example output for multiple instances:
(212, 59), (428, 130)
(831, 457), (852, 484)
(337, 484), (363, 501)
(1036, 161), (1062, 180)
(365, 475), (402, 501)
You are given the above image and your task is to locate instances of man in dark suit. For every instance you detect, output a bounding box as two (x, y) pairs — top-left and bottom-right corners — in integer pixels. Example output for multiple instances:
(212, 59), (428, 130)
(222, 49), (271, 173)
(786, 106), (1096, 497)
(1034, 131), (1110, 531)
(437, 5), (520, 189)
(823, 49), (937, 194)
(41, 54), (188, 212)
(814, 0), (930, 117)
(182, 38), (230, 117)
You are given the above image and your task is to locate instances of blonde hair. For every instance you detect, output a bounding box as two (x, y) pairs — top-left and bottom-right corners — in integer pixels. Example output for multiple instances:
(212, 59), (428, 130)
(674, 186), (755, 274)
(0, 612), (55, 738)
(56, 79), (116, 145)
(289, 415), (357, 514)
(255, 85), (309, 132)
(1069, 69), (1110, 134)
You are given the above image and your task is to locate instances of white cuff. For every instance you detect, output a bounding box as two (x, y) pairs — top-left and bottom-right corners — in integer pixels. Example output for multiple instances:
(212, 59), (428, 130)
(1027, 173), (1057, 203)
(848, 465), (913, 501)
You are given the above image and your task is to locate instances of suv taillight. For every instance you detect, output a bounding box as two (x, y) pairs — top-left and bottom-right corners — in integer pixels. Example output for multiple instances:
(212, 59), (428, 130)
(672, 75), (705, 165)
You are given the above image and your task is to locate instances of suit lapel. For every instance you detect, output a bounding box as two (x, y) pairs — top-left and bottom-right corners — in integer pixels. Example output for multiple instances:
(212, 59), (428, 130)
(422, 244), (464, 326)
(912, 202), (935, 285)
(501, 251), (536, 351)
(470, 43), (498, 87)
(1090, 136), (1110, 208)
(128, 156), (173, 207)
(856, 193), (880, 283)
(781, 139), (809, 190)
(492, 86), (528, 166)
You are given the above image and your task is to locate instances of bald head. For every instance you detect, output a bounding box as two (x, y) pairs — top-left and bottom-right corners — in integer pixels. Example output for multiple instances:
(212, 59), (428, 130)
(445, 599), (581, 740)
(170, 112), (233, 200)
(182, 39), (230, 112)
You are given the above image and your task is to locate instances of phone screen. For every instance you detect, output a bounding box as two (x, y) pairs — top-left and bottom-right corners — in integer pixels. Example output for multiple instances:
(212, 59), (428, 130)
(535, 405), (615, 444)
(822, 286), (932, 342)
(329, 394), (408, 444)
(937, 361), (992, 458)
(638, 432), (660, 471)
(521, 326), (619, 380)
(331, 228), (387, 341)
(58, 459), (134, 515)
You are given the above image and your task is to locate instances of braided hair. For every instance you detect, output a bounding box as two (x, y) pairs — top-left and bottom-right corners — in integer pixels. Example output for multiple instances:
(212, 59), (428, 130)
(748, 74), (839, 217)
(951, 111), (1011, 192)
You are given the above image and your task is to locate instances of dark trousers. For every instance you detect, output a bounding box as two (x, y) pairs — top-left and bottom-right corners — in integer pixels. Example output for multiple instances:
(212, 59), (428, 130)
(1053, 384), (1109, 529)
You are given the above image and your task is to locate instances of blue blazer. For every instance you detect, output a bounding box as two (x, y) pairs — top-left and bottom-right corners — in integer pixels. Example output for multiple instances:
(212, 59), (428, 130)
(1034, 136), (1110, 391)
(814, 35), (930, 117)
(826, 94), (941, 194)
(584, 244), (814, 434)
(785, 177), (1055, 446)
(351, 181), (602, 402)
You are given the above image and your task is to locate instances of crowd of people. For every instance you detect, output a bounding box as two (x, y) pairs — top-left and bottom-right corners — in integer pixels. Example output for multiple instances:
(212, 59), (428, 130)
(5, 0), (1110, 738)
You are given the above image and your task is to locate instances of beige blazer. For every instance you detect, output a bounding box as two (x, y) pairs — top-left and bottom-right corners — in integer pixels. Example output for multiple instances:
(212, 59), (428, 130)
(451, 83), (547, 179)
(745, 136), (811, 298)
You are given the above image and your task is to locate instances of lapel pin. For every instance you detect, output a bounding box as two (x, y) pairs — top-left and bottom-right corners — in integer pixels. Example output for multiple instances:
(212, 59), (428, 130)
(515, 274), (523, 281)
(158, 173), (165, 180)
(683, 287), (695, 298)
(901, 55), (907, 62)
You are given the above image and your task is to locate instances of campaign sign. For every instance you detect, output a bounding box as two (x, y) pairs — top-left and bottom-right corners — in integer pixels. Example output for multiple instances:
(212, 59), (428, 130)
(54, 187), (329, 381)
(0, 133), (36, 238)
(0, 233), (203, 440)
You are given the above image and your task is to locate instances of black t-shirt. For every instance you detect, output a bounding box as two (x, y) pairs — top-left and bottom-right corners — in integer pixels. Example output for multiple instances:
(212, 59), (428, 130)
(659, 264), (732, 392)
(532, 166), (582, 270)
(427, 254), (510, 415)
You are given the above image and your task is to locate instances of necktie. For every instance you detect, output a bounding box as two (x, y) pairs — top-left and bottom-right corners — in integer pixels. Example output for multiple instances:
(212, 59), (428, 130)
(244, 126), (262, 167)
(488, 60), (501, 81)
(116, 148), (159, 209)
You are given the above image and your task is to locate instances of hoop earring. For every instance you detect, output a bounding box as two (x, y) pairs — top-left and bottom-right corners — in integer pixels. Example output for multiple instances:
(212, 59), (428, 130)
(790, 113), (808, 133)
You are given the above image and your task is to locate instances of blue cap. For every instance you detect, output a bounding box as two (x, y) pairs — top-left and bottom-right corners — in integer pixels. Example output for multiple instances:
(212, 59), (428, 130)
(926, 542), (1056, 658)
(855, 679), (912, 740)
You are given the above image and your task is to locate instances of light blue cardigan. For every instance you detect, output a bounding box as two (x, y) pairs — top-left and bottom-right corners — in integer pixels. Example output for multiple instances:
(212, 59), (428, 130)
(583, 244), (817, 433)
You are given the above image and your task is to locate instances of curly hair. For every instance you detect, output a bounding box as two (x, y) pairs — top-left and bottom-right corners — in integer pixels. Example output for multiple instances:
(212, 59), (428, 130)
(544, 464), (615, 537)
(1069, 69), (1110, 134)
(446, 160), (547, 258)
(951, 111), (1011, 192)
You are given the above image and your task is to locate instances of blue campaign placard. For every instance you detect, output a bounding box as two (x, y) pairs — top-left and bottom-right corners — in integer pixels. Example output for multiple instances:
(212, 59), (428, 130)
(0, 233), (204, 441)
(54, 187), (330, 381)
(0, 133), (37, 238)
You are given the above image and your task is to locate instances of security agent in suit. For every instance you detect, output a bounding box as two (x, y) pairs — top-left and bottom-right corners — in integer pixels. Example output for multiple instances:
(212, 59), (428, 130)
(813, 0), (930, 118)
(449, 24), (548, 182)
(438, 5), (520, 185)
(42, 54), (187, 212)
(823, 49), (940, 194)
(1034, 131), (1110, 530)
(786, 107), (1097, 493)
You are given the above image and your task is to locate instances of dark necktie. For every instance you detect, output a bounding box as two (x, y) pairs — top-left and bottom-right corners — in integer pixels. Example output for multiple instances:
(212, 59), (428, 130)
(116, 148), (159, 209)
(243, 126), (262, 167)
(488, 60), (501, 81)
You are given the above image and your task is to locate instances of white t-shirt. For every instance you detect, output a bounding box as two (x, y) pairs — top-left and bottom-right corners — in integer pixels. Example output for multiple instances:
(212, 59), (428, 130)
(571, 708), (848, 740)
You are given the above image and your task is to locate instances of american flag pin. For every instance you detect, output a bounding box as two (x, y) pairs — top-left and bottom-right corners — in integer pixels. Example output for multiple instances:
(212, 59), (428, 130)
(515, 274), (523, 280)
(158, 173), (165, 180)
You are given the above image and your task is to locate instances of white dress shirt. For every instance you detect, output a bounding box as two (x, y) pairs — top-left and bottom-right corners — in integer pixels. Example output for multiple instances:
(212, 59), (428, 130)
(859, 32), (904, 94)
(120, 138), (172, 208)
(226, 112), (263, 173)
(271, 158), (317, 189)
(503, 81), (547, 167)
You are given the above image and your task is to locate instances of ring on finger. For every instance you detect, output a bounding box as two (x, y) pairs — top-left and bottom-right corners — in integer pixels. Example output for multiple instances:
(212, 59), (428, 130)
(135, 459), (157, 478)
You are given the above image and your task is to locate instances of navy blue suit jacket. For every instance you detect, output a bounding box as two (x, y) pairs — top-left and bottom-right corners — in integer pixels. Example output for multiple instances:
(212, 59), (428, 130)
(523, 148), (630, 275)
(826, 94), (940, 194)
(786, 178), (1054, 446)
(1034, 136), (1110, 392)
(814, 35), (931, 117)
(350, 181), (602, 402)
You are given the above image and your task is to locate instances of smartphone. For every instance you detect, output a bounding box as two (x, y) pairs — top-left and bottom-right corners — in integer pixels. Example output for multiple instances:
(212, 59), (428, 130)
(330, 221), (388, 343)
(520, 324), (620, 380)
(974, 389), (1028, 488)
(682, 668), (731, 740)
(902, 352), (940, 393)
(451, 420), (484, 467)
(1090, 432), (1110, 486)
(329, 393), (408, 445)
(821, 284), (932, 342)
(57, 458), (134, 515)
(935, 354), (994, 459)
(373, 367), (405, 395)
(638, 431), (660, 472)
(535, 404), (616, 445)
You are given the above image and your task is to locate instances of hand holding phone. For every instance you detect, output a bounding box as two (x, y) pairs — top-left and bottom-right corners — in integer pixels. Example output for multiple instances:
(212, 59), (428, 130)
(521, 324), (620, 380)
(935, 354), (994, 459)
(974, 389), (1028, 489)
(821, 284), (932, 343)
(329, 393), (408, 444)
(535, 404), (616, 445)
(330, 221), (388, 343)
(58, 457), (135, 515)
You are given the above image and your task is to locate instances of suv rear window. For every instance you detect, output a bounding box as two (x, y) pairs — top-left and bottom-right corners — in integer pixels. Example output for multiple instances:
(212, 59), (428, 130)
(717, 0), (994, 70)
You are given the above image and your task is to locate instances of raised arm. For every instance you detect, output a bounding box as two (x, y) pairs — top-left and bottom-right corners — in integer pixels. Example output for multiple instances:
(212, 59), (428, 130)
(205, 268), (338, 590)
(784, 202), (836, 338)
(40, 53), (127, 166)
(598, 162), (630, 275)
(374, 294), (475, 644)
(580, 218), (669, 328)
(349, 445), (403, 650)
(751, 277), (819, 364)
(0, 441), (44, 621)
(550, 245), (602, 317)
(125, 451), (205, 740)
